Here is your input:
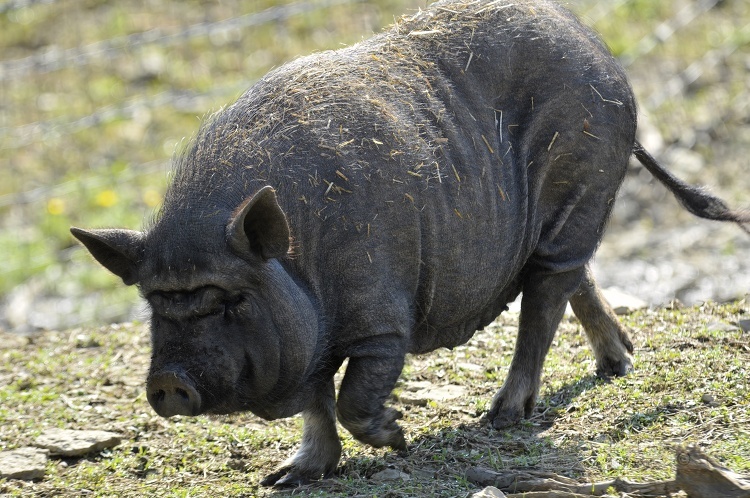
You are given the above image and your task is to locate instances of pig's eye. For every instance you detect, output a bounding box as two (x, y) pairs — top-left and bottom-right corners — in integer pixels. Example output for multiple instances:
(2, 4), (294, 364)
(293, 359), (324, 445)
(218, 294), (245, 317)
(147, 287), (244, 321)
(197, 306), (224, 318)
(196, 297), (240, 319)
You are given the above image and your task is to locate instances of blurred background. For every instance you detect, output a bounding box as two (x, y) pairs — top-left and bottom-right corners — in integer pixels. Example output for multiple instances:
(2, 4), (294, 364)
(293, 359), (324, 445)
(1, 0), (749, 333)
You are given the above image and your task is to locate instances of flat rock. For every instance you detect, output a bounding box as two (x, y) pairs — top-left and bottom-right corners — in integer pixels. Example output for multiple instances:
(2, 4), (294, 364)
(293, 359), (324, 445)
(457, 362), (484, 373)
(371, 468), (411, 481)
(398, 383), (467, 406)
(472, 486), (507, 498)
(601, 287), (648, 315)
(739, 319), (750, 333)
(400, 380), (433, 392)
(0, 447), (48, 480)
(35, 428), (122, 457)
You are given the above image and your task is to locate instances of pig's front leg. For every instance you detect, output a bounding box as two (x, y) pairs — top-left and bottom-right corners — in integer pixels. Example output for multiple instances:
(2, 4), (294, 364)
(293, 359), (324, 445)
(261, 378), (341, 487)
(336, 345), (407, 451)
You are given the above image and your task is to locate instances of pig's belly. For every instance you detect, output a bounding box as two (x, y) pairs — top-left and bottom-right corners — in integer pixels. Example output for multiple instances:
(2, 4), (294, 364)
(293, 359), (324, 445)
(408, 270), (523, 355)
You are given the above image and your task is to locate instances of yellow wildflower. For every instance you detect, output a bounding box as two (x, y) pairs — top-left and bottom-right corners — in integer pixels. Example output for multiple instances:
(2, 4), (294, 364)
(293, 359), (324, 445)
(47, 198), (65, 215)
(95, 190), (118, 208)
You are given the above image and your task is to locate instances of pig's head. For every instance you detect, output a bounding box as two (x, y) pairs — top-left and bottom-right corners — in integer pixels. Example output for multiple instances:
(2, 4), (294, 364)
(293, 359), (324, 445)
(71, 187), (321, 420)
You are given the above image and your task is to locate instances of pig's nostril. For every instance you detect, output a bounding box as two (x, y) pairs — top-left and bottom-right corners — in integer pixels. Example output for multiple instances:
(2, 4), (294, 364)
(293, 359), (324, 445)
(147, 371), (201, 417)
(150, 389), (166, 404)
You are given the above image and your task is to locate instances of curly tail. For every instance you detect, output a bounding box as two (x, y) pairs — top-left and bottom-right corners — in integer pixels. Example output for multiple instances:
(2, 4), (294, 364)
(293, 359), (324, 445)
(633, 141), (750, 235)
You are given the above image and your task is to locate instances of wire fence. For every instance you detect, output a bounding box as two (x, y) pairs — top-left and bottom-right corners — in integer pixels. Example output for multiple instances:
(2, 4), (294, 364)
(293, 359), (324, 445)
(0, 0), (56, 15)
(1, 0), (745, 206)
(1, 0), (748, 328)
(1, 0), (364, 210)
(1, 0), (734, 147)
(0, 0), (361, 81)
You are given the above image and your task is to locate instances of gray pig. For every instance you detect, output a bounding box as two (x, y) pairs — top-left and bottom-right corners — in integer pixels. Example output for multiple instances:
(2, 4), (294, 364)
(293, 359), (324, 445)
(71, 0), (750, 486)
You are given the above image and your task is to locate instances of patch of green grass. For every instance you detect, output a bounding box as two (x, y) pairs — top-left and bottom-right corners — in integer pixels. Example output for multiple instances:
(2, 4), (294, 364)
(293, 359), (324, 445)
(2, 302), (748, 496)
(550, 302), (750, 482)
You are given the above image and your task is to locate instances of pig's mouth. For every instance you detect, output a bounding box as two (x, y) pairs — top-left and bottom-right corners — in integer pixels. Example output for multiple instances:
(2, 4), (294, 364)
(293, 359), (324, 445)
(202, 390), (287, 420)
(231, 369), (282, 420)
(228, 354), (313, 420)
(204, 400), (270, 418)
(183, 360), (277, 420)
(237, 398), (302, 421)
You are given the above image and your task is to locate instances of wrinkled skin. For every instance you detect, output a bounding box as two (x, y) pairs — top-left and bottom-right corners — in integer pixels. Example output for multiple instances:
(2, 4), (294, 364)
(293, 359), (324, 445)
(71, 0), (749, 487)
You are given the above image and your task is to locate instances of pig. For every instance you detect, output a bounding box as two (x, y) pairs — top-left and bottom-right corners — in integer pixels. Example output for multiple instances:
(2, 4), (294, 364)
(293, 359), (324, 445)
(70, 0), (750, 486)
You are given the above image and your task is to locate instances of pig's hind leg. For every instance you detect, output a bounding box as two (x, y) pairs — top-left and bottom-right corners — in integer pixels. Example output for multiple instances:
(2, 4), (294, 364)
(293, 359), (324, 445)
(487, 267), (584, 429)
(569, 265), (634, 378)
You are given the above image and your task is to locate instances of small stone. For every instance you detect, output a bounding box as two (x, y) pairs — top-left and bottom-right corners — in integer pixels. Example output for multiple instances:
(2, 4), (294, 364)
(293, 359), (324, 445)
(706, 322), (739, 332)
(371, 468), (411, 481)
(601, 288), (648, 315)
(701, 393), (719, 407)
(472, 486), (507, 498)
(398, 384), (468, 406)
(739, 319), (750, 333)
(0, 447), (48, 480)
(35, 428), (122, 457)
(410, 467), (436, 480)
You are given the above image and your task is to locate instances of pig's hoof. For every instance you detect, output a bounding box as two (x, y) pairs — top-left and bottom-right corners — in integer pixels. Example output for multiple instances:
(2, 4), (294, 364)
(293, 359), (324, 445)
(591, 325), (634, 379)
(382, 407), (408, 451)
(366, 407), (407, 451)
(339, 407), (407, 451)
(486, 387), (533, 429)
(487, 406), (524, 429)
(596, 354), (633, 378)
(260, 440), (340, 487)
(260, 465), (334, 487)
(260, 468), (305, 487)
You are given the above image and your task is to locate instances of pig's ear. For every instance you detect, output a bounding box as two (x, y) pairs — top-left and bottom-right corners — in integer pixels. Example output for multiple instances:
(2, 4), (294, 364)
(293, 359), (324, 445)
(227, 186), (290, 260)
(70, 227), (144, 285)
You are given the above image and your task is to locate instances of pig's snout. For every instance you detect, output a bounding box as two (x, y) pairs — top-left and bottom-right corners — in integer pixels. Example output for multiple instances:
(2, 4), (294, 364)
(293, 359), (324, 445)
(147, 370), (201, 417)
